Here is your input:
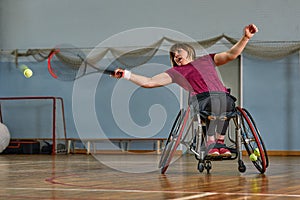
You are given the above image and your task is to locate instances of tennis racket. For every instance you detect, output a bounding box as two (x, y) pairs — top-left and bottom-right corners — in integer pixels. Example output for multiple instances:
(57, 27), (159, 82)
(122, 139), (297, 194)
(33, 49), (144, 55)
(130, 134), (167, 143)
(47, 45), (122, 81)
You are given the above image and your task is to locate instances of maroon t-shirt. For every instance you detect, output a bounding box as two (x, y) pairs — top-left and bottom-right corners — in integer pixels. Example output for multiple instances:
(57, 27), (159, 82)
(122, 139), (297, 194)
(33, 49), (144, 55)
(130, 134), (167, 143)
(165, 54), (228, 96)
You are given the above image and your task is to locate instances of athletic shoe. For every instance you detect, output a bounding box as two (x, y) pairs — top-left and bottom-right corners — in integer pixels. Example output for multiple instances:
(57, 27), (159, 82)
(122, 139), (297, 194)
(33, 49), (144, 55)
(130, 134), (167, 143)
(208, 148), (220, 156)
(219, 148), (231, 157)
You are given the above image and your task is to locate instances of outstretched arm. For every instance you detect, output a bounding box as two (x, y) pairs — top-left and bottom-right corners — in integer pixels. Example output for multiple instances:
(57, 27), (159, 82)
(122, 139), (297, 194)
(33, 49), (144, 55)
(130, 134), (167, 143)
(112, 69), (173, 88)
(214, 24), (258, 66)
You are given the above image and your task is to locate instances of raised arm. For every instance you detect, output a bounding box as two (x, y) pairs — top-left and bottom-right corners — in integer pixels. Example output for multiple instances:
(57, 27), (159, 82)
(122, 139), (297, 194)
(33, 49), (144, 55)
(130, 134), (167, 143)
(113, 69), (173, 88)
(214, 24), (258, 66)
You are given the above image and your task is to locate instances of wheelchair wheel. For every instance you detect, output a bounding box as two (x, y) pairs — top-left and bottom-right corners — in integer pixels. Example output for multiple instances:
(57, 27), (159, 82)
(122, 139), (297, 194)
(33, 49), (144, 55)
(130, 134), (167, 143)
(242, 108), (269, 168)
(237, 107), (268, 174)
(159, 108), (189, 174)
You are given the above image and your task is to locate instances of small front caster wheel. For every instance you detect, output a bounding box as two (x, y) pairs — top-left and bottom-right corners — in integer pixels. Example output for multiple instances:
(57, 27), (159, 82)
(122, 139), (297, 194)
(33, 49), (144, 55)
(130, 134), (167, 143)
(205, 160), (212, 174)
(238, 160), (246, 173)
(198, 161), (205, 173)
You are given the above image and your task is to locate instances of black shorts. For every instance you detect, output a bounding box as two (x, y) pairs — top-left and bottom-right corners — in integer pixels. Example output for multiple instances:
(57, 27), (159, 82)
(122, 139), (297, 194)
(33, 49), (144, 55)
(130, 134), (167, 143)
(190, 92), (237, 135)
(190, 92), (236, 115)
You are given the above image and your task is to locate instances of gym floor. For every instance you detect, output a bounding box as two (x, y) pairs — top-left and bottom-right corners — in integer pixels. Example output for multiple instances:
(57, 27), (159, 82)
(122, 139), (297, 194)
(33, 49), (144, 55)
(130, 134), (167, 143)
(0, 154), (299, 200)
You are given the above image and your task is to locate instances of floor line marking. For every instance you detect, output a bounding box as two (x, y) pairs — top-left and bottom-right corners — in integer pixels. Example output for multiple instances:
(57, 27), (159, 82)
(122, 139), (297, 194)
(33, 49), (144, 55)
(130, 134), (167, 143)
(170, 193), (217, 200)
(4, 187), (300, 198)
(4, 187), (200, 194)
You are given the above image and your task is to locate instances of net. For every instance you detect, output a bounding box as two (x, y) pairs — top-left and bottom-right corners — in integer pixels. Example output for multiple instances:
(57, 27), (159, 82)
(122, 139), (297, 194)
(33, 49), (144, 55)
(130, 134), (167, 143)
(1, 34), (299, 82)
(2, 34), (300, 68)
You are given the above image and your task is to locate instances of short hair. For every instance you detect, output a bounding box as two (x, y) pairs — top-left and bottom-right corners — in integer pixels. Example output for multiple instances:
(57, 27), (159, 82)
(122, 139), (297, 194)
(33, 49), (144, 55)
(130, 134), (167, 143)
(169, 43), (196, 66)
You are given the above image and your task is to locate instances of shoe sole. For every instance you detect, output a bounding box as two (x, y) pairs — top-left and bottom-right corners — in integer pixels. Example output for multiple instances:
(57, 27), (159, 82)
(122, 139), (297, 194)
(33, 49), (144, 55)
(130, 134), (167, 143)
(220, 153), (231, 158)
(207, 153), (220, 157)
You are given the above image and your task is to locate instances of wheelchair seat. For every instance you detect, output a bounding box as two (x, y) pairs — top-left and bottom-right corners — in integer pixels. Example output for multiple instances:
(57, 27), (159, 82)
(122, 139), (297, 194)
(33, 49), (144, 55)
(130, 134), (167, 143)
(199, 110), (237, 121)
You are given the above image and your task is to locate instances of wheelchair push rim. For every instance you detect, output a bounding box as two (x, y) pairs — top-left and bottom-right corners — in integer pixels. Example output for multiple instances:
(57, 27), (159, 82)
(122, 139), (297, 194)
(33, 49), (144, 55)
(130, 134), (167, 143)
(159, 108), (190, 174)
(159, 109), (184, 168)
(237, 107), (268, 174)
(241, 108), (269, 168)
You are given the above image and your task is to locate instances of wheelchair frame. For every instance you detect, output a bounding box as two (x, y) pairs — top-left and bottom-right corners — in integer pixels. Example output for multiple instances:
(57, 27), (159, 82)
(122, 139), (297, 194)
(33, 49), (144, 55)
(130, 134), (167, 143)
(159, 106), (269, 174)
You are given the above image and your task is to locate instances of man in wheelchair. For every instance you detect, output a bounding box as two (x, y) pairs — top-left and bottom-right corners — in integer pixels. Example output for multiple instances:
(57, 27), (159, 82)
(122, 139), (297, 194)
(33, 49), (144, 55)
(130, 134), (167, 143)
(112, 24), (258, 157)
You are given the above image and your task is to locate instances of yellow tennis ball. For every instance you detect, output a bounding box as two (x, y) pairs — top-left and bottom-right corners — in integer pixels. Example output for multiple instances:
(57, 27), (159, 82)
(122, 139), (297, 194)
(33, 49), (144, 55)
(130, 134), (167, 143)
(249, 153), (257, 161)
(23, 68), (33, 78)
(254, 148), (260, 157)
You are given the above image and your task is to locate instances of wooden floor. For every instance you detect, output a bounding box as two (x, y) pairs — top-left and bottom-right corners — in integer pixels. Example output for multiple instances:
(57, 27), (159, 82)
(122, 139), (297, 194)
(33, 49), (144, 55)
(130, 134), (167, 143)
(0, 153), (300, 200)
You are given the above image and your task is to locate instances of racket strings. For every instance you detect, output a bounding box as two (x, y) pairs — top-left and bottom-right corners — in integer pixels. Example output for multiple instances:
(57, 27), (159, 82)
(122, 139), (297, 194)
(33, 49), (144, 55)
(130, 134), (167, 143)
(49, 46), (113, 81)
(48, 49), (83, 81)
(55, 51), (83, 69)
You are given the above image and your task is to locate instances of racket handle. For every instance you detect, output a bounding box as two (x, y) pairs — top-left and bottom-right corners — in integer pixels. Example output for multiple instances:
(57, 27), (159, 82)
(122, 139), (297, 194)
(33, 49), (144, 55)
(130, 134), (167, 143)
(115, 71), (123, 77)
(104, 69), (123, 77)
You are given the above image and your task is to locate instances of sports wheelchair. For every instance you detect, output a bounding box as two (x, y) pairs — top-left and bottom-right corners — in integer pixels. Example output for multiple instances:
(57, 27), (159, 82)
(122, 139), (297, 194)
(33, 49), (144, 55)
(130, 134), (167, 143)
(159, 105), (269, 174)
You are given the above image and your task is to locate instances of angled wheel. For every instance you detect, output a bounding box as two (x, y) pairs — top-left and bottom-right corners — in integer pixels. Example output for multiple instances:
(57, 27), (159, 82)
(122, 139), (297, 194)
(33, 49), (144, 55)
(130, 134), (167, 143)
(205, 160), (212, 174)
(242, 108), (269, 168)
(237, 107), (268, 174)
(159, 108), (190, 174)
(198, 161), (205, 173)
